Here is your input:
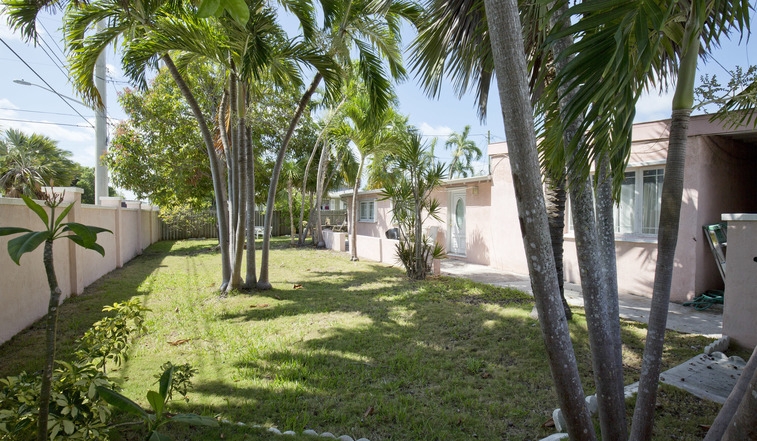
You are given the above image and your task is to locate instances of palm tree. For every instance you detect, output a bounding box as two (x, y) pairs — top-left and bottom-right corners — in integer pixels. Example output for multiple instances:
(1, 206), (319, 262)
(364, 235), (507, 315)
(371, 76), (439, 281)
(410, 2), (604, 436)
(381, 129), (445, 279)
(543, 2), (750, 439)
(336, 89), (403, 261)
(0, 129), (77, 198)
(476, 2), (596, 439)
(410, 0), (576, 319)
(281, 158), (302, 244)
(444, 125), (482, 179)
(256, 0), (420, 288)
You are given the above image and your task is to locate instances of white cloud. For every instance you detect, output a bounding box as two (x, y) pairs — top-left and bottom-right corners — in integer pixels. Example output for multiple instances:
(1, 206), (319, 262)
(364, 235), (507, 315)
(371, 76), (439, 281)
(634, 89), (674, 123)
(418, 122), (454, 138)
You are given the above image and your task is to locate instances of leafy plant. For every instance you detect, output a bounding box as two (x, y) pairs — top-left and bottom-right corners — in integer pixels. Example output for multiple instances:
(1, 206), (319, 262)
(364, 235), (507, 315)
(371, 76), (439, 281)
(154, 363), (197, 403)
(76, 299), (150, 373)
(0, 192), (111, 441)
(97, 365), (217, 441)
(0, 361), (114, 441)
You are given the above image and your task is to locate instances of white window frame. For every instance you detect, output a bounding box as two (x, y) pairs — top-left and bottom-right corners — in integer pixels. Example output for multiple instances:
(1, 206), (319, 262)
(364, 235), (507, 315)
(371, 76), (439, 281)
(359, 199), (376, 222)
(566, 165), (664, 242)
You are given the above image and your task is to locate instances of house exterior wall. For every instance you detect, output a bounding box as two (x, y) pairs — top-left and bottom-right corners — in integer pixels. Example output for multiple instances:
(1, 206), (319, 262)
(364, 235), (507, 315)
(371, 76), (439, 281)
(344, 191), (394, 238)
(433, 116), (757, 303)
(0, 187), (160, 345)
(340, 115), (756, 309)
(722, 214), (757, 350)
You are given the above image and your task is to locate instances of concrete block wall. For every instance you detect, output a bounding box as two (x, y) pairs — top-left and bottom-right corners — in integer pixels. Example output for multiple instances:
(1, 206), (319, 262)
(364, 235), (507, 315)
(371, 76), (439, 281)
(0, 188), (160, 344)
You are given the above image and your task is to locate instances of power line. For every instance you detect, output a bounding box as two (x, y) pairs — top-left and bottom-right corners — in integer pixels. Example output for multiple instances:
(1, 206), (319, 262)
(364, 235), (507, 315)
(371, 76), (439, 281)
(0, 117), (92, 128)
(0, 107), (90, 118)
(38, 21), (66, 56)
(0, 36), (94, 129)
(38, 34), (69, 78)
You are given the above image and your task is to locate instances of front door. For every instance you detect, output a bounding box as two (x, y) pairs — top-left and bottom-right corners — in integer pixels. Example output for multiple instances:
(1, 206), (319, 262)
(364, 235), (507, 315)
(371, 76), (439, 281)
(449, 190), (466, 255)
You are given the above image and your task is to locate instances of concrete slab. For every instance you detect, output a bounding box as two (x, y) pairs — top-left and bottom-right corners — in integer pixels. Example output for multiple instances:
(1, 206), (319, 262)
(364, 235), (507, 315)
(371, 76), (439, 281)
(659, 352), (746, 404)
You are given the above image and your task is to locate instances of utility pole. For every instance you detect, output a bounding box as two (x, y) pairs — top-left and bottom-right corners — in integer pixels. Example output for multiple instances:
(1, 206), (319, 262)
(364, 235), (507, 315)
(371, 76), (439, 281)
(94, 21), (108, 205)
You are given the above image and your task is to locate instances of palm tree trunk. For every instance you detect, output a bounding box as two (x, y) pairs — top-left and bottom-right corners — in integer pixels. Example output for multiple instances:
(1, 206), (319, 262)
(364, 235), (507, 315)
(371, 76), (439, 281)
(545, 176), (571, 320)
(37, 239), (60, 441)
(630, 11), (701, 436)
(413, 181), (424, 278)
(721, 363), (757, 440)
(229, 73), (247, 291)
(569, 179), (627, 441)
(629, 107), (691, 441)
(161, 54), (231, 291)
(299, 140), (320, 245)
(315, 139), (332, 248)
(300, 97), (348, 245)
(483, 0), (595, 439)
(349, 157), (365, 261)
(258, 73), (323, 289)
(548, 3), (626, 436)
(288, 174), (296, 244)
(245, 126), (257, 288)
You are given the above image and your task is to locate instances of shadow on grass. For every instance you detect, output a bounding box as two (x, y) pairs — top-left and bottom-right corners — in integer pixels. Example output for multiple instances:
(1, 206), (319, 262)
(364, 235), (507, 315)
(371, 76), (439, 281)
(0, 239), (207, 377)
(1, 238), (720, 441)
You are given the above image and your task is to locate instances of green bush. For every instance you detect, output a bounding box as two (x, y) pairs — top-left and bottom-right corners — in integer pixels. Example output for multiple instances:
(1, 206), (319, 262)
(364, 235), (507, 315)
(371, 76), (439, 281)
(76, 299), (150, 373)
(0, 299), (149, 440)
(0, 362), (113, 441)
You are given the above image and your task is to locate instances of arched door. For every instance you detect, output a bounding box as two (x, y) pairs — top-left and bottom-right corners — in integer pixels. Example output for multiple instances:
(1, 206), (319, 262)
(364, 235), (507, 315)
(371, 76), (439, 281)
(449, 190), (466, 255)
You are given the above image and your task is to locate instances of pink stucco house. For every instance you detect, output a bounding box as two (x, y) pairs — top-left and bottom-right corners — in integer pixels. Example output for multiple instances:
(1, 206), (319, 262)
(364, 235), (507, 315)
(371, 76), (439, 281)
(339, 114), (757, 339)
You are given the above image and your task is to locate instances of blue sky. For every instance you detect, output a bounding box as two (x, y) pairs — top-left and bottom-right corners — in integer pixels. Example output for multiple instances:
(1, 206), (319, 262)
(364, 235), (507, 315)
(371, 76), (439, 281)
(0, 9), (755, 186)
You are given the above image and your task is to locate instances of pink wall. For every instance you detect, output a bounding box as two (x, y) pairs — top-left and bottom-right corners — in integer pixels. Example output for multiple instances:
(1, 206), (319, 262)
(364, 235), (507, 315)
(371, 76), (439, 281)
(722, 214), (757, 350)
(342, 115), (757, 305)
(437, 116), (757, 303)
(0, 188), (160, 344)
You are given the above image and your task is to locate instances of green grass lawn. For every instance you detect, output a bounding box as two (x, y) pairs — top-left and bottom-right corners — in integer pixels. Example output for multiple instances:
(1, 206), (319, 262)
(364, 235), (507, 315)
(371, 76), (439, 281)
(0, 238), (727, 440)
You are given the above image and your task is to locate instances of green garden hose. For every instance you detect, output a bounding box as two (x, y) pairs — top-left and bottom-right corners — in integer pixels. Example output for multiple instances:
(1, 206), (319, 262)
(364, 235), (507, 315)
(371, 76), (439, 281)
(683, 290), (724, 311)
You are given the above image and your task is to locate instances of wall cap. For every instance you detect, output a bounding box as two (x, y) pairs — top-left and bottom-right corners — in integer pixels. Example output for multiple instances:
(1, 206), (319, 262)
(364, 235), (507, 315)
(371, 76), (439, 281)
(722, 213), (757, 222)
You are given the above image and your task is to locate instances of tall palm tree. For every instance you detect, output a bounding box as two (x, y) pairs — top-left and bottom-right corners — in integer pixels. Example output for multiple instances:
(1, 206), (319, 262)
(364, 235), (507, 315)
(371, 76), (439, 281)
(6, 0), (237, 291)
(444, 125), (482, 179)
(410, 2), (609, 436)
(340, 90), (404, 261)
(0, 129), (77, 198)
(256, 0), (420, 288)
(477, 1), (597, 439)
(544, 2), (750, 439)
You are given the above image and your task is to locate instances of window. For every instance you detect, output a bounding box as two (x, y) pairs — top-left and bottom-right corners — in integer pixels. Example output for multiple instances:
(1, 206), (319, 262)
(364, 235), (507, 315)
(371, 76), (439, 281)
(359, 200), (375, 222)
(613, 167), (664, 236)
(567, 167), (664, 238)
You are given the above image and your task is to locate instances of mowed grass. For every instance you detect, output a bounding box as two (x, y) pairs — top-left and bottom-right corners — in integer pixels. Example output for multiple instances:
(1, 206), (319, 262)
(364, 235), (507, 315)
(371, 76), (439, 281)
(0, 238), (726, 440)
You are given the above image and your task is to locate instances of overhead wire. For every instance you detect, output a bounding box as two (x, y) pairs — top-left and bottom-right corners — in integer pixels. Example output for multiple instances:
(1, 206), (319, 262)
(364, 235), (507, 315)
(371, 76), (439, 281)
(0, 117), (92, 128)
(0, 107), (89, 118)
(1, 36), (95, 129)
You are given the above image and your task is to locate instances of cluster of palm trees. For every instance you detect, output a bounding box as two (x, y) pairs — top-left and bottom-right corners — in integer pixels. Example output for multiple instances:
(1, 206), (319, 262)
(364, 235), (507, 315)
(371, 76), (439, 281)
(5, 0), (756, 439)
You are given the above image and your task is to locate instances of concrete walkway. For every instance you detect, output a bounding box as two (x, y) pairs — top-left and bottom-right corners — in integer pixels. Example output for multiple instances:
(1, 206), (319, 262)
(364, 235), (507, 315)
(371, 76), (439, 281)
(440, 259), (723, 337)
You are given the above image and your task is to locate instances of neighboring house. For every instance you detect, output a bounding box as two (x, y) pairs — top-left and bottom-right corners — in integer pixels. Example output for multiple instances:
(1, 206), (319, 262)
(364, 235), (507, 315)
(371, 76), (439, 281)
(341, 114), (757, 305)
